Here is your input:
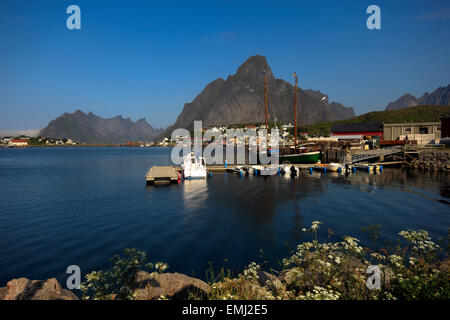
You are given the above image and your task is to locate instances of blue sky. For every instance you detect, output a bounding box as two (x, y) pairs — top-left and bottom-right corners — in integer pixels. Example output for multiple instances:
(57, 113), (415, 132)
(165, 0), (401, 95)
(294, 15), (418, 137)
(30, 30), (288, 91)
(1, 0), (449, 131)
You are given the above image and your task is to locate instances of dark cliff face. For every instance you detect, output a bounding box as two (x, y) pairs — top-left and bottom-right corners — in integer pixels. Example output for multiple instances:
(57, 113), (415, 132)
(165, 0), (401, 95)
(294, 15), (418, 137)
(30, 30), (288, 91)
(39, 110), (163, 144)
(386, 85), (449, 111)
(328, 102), (356, 120)
(163, 55), (354, 135)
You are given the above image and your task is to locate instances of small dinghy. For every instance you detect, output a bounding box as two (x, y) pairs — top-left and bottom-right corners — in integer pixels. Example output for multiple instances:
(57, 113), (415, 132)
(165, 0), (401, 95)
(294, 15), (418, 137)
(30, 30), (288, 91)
(236, 165), (250, 175)
(313, 162), (342, 172)
(261, 166), (279, 176)
(251, 165), (264, 175)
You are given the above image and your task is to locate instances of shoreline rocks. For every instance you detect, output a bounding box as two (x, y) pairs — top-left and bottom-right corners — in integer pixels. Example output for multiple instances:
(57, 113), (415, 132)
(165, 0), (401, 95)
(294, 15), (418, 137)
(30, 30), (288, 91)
(133, 271), (211, 300)
(0, 273), (211, 300)
(0, 278), (78, 300)
(408, 150), (450, 172)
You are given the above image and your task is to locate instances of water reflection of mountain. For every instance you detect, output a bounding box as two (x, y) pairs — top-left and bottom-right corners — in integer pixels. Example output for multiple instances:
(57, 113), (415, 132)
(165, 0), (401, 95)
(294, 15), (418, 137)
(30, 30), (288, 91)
(179, 169), (448, 235)
(209, 173), (327, 226)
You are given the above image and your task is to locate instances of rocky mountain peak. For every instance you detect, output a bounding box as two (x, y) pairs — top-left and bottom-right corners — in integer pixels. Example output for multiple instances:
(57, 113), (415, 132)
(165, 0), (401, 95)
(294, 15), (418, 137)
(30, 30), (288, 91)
(236, 55), (273, 78)
(161, 55), (355, 135)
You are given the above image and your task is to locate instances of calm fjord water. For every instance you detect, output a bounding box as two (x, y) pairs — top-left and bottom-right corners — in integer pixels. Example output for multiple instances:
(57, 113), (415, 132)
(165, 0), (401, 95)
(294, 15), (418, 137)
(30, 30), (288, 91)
(0, 147), (449, 287)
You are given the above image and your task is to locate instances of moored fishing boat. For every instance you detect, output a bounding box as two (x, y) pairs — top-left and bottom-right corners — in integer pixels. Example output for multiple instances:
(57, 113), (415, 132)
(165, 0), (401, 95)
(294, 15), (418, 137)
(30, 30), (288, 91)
(279, 150), (320, 164)
(181, 152), (207, 179)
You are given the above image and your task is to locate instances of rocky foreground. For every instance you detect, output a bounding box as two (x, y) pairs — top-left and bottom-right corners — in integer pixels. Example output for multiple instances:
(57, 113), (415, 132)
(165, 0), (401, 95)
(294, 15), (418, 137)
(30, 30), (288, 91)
(0, 272), (212, 300)
(2, 223), (449, 301)
(408, 149), (450, 172)
(0, 278), (78, 300)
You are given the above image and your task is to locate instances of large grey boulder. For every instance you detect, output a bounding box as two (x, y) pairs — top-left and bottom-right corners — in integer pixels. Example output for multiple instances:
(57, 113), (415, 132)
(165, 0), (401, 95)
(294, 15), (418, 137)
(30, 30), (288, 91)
(0, 278), (78, 300)
(133, 272), (211, 300)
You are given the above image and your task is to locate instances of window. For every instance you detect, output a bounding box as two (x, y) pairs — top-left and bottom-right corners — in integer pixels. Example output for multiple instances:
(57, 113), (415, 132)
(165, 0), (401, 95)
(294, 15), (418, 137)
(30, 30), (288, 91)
(419, 127), (428, 134)
(404, 127), (412, 134)
(437, 126), (441, 132)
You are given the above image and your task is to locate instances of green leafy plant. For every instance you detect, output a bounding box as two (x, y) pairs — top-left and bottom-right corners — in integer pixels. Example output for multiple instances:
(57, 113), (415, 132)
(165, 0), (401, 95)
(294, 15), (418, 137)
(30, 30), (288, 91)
(80, 247), (168, 300)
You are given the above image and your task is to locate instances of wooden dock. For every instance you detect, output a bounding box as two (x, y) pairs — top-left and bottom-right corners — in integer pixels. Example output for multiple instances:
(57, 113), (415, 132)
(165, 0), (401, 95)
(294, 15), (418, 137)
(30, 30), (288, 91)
(178, 164), (314, 172)
(146, 166), (179, 185)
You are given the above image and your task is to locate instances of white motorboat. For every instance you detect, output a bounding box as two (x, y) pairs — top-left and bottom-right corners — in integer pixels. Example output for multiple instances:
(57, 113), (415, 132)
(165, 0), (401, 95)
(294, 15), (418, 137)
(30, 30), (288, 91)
(280, 162), (299, 175)
(181, 152), (207, 179)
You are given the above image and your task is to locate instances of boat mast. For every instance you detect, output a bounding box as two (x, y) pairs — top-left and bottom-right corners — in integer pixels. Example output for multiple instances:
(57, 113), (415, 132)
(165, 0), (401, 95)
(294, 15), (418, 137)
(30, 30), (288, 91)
(294, 73), (298, 147)
(264, 70), (268, 130)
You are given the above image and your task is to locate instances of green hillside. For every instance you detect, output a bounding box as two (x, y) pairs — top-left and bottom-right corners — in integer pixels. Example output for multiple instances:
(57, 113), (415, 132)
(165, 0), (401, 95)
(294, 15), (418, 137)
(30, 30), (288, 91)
(301, 105), (450, 136)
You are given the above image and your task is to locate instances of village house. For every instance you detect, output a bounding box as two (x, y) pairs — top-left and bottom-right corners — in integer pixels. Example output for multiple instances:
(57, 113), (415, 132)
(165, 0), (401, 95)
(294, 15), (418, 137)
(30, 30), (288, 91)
(10, 139), (28, 147)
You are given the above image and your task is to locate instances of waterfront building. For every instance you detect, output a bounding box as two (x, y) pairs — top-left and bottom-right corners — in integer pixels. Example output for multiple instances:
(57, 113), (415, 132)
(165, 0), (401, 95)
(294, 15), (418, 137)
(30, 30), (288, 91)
(383, 122), (441, 145)
(10, 139), (28, 147)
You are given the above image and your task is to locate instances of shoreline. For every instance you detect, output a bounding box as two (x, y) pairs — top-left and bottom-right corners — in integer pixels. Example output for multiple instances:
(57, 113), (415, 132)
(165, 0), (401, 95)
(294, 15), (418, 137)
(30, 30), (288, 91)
(2, 145), (450, 172)
(1, 223), (448, 301)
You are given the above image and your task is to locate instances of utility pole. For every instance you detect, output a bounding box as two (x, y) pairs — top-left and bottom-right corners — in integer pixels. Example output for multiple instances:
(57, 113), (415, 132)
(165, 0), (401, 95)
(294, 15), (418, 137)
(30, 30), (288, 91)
(293, 73), (298, 147)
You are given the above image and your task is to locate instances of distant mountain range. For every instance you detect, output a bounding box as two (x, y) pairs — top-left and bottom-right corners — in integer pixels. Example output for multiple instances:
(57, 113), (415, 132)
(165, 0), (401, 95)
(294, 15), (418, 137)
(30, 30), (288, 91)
(162, 55), (355, 136)
(385, 85), (449, 111)
(31, 56), (449, 143)
(39, 110), (163, 144)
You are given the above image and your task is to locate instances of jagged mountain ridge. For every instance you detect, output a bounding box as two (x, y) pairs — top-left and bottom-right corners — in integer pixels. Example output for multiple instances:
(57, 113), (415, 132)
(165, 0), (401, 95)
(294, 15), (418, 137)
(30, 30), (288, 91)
(303, 89), (355, 120)
(39, 110), (163, 144)
(163, 55), (355, 135)
(386, 85), (450, 110)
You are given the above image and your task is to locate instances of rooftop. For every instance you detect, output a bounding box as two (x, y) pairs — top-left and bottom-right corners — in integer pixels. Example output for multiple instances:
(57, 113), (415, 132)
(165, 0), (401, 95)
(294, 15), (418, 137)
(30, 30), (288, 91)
(331, 122), (383, 133)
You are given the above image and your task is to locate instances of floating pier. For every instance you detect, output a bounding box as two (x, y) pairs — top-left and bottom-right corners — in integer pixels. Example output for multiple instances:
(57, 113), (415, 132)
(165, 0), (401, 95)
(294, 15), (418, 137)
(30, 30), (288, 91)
(146, 166), (179, 185)
(354, 163), (383, 173)
(198, 164), (313, 172)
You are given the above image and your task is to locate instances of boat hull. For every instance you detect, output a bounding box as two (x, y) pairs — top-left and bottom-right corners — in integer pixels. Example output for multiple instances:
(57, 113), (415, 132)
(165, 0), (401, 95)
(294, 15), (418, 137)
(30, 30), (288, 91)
(313, 164), (341, 172)
(279, 151), (320, 164)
